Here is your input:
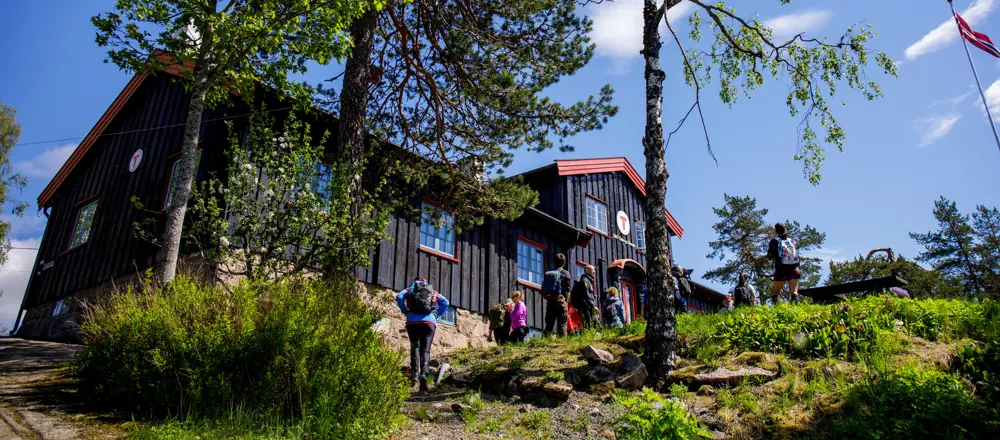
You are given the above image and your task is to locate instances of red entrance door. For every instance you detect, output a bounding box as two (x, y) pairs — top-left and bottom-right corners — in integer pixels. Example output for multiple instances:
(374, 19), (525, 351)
(620, 279), (637, 324)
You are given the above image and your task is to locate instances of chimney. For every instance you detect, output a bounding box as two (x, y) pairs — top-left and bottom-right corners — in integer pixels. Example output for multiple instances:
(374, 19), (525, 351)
(456, 156), (485, 183)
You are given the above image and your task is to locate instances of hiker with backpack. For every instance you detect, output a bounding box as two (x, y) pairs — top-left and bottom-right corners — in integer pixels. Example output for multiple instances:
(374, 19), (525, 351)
(509, 291), (529, 343)
(541, 253), (572, 337)
(733, 272), (757, 308)
(488, 298), (513, 345)
(604, 287), (625, 328)
(570, 265), (600, 329)
(767, 222), (801, 304)
(395, 277), (450, 392)
(672, 265), (693, 314)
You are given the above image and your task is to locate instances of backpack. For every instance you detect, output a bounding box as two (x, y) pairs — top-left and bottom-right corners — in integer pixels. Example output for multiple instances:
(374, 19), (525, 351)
(541, 269), (564, 301)
(676, 277), (693, 298)
(408, 282), (436, 314)
(488, 303), (506, 329)
(777, 237), (799, 265)
(734, 285), (750, 303)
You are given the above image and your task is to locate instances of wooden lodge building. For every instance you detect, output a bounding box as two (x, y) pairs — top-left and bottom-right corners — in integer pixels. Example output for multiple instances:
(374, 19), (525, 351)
(12, 71), (727, 341)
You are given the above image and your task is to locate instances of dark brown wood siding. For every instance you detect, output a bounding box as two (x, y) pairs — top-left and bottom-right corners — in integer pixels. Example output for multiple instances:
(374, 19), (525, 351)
(370, 212), (571, 330)
(23, 75), (231, 308)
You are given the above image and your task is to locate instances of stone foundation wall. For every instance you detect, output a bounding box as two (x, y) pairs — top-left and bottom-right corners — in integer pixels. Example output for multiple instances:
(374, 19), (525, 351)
(358, 282), (495, 354)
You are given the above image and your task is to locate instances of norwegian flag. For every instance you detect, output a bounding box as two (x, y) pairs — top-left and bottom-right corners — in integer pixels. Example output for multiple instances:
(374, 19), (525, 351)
(956, 13), (1000, 58)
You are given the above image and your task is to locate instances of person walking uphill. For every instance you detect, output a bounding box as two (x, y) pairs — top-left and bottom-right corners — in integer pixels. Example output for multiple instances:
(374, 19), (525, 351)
(767, 222), (801, 304)
(571, 265), (600, 329)
(542, 253), (572, 337)
(396, 277), (450, 392)
(733, 272), (757, 308)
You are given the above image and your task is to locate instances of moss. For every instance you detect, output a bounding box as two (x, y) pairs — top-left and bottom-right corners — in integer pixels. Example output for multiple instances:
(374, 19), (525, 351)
(724, 351), (782, 373)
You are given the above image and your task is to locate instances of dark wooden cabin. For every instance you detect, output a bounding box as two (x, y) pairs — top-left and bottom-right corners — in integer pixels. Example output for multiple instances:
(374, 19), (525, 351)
(12, 70), (696, 340)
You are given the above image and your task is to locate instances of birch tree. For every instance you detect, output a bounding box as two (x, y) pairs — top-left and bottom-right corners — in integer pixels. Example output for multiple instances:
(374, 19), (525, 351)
(92, 0), (375, 285)
(640, 0), (896, 381)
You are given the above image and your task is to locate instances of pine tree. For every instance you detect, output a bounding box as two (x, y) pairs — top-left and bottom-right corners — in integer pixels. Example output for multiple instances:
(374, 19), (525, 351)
(640, 0), (895, 381)
(325, 0), (617, 227)
(972, 205), (1000, 296)
(826, 253), (962, 299)
(92, 0), (373, 285)
(704, 194), (770, 290)
(910, 197), (983, 295)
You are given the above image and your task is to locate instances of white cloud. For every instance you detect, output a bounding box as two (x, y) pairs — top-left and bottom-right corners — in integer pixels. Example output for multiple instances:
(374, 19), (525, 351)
(916, 114), (962, 147)
(0, 237), (41, 333)
(904, 0), (995, 61)
(930, 90), (974, 108)
(763, 10), (834, 42)
(815, 248), (848, 265)
(979, 79), (1000, 121)
(589, 0), (694, 73)
(14, 144), (76, 179)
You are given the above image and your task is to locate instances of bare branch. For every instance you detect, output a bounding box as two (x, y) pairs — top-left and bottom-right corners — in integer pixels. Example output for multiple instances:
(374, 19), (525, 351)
(663, 5), (716, 165)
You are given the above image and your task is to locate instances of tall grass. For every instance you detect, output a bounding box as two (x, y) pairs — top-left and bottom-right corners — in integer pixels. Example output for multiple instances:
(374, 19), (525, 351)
(73, 276), (408, 439)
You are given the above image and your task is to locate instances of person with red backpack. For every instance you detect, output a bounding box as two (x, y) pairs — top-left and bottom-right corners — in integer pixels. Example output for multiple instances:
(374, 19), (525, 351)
(395, 276), (450, 391)
(541, 253), (572, 337)
(767, 222), (801, 304)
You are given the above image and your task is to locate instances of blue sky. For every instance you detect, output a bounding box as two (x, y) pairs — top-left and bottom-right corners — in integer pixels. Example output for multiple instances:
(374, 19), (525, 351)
(2, 0), (1000, 329)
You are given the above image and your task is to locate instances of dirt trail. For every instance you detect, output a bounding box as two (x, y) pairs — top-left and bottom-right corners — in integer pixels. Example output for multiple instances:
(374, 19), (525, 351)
(0, 337), (121, 440)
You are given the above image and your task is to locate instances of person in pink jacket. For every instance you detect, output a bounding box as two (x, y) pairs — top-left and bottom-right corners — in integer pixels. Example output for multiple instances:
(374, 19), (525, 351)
(509, 291), (529, 343)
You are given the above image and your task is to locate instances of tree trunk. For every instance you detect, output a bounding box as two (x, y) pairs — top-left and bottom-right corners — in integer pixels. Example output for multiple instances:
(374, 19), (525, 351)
(325, 9), (377, 279)
(641, 0), (678, 383)
(155, 21), (215, 286)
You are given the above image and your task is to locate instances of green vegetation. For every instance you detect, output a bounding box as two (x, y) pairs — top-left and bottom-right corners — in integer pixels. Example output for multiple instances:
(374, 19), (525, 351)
(73, 276), (408, 439)
(612, 388), (711, 440)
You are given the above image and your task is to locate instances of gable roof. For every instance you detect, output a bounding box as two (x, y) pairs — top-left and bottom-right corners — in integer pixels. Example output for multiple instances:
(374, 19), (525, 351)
(550, 157), (684, 239)
(38, 73), (151, 207)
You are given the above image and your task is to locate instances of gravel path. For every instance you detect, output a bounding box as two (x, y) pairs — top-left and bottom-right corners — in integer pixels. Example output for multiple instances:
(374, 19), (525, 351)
(0, 337), (121, 440)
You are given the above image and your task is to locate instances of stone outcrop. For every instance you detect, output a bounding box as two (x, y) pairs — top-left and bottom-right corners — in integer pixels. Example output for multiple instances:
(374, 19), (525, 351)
(670, 352), (781, 387)
(614, 354), (648, 389)
(580, 345), (614, 364)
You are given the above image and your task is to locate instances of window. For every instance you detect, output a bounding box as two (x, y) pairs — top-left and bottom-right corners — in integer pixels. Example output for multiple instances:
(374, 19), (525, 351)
(438, 305), (457, 325)
(311, 162), (333, 202)
(576, 261), (588, 279)
(585, 196), (608, 234)
(67, 199), (98, 250)
(163, 149), (204, 209)
(517, 239), (545, 286)
(51, 297), (72, 317)
(419, 203), (456, 257)
(635, 221), (646, 250)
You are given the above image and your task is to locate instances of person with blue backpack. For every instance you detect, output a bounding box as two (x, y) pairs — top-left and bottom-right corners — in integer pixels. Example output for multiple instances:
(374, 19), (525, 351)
(541, 253), (572, 337)
(396, 276), (450, 392)
(767, 222), (801, 304)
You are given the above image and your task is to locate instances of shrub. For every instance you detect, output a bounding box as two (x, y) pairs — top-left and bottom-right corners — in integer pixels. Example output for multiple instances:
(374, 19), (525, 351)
(73, 276), (408, 439)
(831, 368), (999, 439)
(613, 388), (711, 440)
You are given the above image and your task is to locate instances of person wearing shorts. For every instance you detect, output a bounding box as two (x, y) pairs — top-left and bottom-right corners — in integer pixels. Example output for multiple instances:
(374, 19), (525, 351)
(767, 222), (801, 304)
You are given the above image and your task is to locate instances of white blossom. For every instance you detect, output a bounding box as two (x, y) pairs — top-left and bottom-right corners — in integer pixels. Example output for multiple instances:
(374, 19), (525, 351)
(219, 237), (230, 247)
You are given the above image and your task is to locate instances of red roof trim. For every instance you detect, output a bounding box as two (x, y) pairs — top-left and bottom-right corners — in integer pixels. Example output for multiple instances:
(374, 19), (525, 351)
(554, 157), (684, 239)
(38, 74), (150, 207)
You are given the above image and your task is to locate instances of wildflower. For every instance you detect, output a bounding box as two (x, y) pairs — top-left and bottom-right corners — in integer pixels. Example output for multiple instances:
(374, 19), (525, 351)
(219, 237), (230, 247)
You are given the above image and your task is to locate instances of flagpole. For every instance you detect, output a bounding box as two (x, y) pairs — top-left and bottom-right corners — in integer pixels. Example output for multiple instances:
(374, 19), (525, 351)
(950, 0), (1000, 154)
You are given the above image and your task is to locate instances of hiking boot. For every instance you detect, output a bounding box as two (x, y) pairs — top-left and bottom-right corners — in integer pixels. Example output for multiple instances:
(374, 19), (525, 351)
(419, 376), (429, 392)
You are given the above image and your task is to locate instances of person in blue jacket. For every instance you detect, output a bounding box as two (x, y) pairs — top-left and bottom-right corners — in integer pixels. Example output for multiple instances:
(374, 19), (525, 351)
(396, 277), (450, 392)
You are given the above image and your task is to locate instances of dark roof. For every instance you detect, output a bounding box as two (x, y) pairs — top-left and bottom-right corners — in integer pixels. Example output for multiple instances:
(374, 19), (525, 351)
(516, 207), (594, 247)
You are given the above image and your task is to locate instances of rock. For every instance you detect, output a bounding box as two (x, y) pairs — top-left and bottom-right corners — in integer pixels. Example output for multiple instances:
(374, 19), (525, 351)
(669, 365), (713, 383)
(510, 395), (522, 404)
(451, 403), (467, 414)
(563, 368), (586, 386)
(589, 407), (602, 416)
(519, 404), (535, 413)
(692, 367), (777, 386)
(436, 363), (451, 385)
(712, 430), (729, 440)
(692, 405), (710, 416)
(543, 381), (573, 400)
(429, 359), (441, 368)
(699, 414), (727, 430)
(446, 371), (472, 386)
(615, 354), (648, 390)
(724, 352), (780, 373)
(585, 365), (616, 385)
(696, 385), (716, 396)
(581, 345), (614, 364)
(589, 381), (616, 397)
